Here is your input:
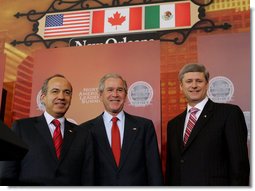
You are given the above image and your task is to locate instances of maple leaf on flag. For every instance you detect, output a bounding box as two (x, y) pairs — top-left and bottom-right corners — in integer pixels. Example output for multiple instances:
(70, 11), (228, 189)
(108, 11), (126, 30)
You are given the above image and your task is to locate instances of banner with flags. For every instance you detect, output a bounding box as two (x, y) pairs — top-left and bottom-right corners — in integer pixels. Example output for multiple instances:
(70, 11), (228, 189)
(37, 1), (199, 40)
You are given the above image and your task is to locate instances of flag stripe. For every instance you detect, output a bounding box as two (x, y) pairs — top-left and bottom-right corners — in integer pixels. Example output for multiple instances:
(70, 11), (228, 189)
(145, 5), (160, 29)
(45, 24), (89, 30)
(45, 31), (90, 38)
(129, 7), (142, 30)
(63, 11), (89, 16)
(175, 2), (190, 27)
(92, 10), (105, 33)
(46, 22), (90, 28)
(45, 28), (90, 35)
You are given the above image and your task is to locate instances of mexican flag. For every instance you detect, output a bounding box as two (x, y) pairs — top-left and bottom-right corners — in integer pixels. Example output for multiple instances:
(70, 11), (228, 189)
(92, 7), (142, 34)
(145, 2), (191, 29)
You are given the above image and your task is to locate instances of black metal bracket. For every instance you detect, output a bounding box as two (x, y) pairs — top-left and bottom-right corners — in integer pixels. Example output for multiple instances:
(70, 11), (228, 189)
(10, 0), (231, 48)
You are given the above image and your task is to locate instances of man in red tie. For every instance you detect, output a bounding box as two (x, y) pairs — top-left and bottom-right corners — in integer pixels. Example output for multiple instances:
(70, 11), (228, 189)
(165, 63), (250, 186)
(80, 73), (163, 186)
(0, 74), (94, 185)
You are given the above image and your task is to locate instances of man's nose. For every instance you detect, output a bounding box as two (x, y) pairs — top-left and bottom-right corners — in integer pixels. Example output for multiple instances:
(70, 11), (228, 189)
(191, 81), (198, 87)
(112, 89), (119, 96)
(58, 91), (65, 98)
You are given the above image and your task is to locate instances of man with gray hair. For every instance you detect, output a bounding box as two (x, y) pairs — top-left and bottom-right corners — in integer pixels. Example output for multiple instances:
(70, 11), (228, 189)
(0, 74), (94, 185)
(80, 73), (163, 186)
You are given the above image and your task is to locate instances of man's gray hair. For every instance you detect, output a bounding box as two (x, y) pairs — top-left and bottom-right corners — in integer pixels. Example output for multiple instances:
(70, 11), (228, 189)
(98, 73), (128, 94)
(41, 74), (72, 95)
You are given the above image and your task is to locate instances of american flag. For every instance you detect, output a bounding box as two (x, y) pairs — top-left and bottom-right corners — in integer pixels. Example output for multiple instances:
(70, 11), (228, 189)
(44, 11), (91, 39)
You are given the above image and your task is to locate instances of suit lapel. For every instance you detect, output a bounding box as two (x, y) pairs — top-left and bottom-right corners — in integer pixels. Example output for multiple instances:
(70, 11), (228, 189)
(59, 120), (76, 161)
(176, 111), (187, 151)
(35, 115), (56, 159)
(94, 115), (117, 169)
(183, 99), (214, 150)
(119, 113), (138, 169)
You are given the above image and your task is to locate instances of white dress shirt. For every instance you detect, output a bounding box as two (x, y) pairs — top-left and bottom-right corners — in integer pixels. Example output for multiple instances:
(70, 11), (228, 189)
(183, 97), (209, 139)
(103, 111), (125, 147)
(44, 111), (65, 138)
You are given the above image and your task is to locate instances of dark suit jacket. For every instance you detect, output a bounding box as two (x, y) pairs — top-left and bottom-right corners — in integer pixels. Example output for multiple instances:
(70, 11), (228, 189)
(80, 112), (163, 186)
(165, 99), (250, 186)
(0, 120), (28, 161)
(0, 115), (94, 186)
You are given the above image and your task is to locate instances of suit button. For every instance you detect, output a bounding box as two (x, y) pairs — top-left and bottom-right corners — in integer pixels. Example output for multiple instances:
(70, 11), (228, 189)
(180, 159), (184, 164)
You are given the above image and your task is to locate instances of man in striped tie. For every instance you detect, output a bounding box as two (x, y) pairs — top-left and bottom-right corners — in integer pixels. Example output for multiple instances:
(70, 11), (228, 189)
(165, 63), (250, 186)
(0, 74), (94, 185)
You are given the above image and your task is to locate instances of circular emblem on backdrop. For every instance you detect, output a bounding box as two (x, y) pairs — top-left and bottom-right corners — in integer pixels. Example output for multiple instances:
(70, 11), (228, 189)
(128, 81), (153, 107)
(207, 76), (234, 103)
(36, 90), (46, 111)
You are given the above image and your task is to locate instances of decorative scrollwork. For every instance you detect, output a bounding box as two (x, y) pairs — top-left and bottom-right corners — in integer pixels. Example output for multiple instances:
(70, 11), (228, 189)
(191, 0), (213, 6)
(159, 20), (231, 45)
(10, 33), (70, 48)
(11, 0), (231, 47)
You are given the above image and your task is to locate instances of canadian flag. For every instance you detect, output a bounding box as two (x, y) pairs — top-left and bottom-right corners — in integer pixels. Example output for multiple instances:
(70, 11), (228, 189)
(92, 7), (142, 34)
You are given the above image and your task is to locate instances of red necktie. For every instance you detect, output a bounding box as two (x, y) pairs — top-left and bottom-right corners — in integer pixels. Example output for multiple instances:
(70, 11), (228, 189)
(183, 107), (199, 145)
(52, 119), (63, 159)
(111, 117), (121, 166)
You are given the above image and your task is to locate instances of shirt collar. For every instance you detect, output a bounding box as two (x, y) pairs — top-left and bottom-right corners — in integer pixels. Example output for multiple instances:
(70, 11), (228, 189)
(44, 111), (65, 126)
(103, 110), (125, 123)
(187, 97), (208, 113)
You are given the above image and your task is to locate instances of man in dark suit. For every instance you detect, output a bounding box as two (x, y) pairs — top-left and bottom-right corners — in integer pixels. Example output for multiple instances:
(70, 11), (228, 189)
(165, 63), (250, 186)
(0, 74), (94, 185)
(80, 73), (163, 186)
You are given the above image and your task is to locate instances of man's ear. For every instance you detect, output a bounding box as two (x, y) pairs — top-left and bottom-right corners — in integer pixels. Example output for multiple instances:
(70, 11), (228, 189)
(40, 94), (45, 106)
(179, 83), (183, 92)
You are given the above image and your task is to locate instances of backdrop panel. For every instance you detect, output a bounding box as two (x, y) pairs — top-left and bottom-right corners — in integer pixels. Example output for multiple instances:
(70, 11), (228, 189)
(197, 32), (251, 142)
